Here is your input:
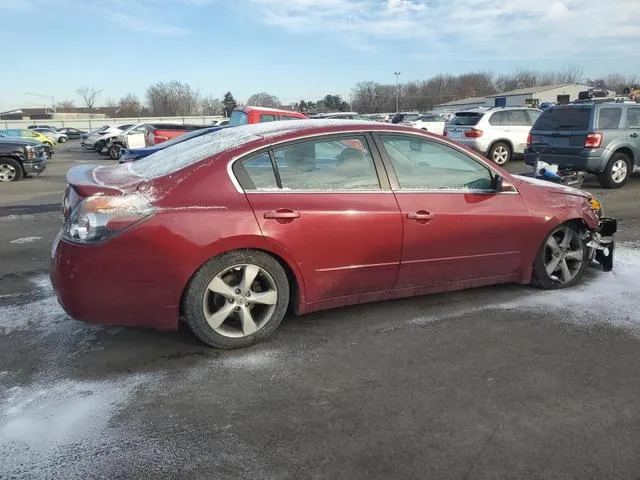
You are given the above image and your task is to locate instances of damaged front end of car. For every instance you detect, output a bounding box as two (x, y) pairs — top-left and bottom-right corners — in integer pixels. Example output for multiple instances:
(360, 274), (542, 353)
(584, 217), (617, 272)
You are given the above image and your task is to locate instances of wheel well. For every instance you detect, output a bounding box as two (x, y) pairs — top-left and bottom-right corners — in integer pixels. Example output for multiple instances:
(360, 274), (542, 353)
(179, 247), (302, 319)
(489, 139), (513, 153)
(612, 147), (635, 166)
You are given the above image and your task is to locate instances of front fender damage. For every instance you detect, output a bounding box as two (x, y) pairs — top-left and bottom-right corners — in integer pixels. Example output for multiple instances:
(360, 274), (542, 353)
(584, 217), (617, 272)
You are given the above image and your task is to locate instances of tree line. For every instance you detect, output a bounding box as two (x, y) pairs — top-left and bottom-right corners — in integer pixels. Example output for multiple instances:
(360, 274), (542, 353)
(59, 66), (637, 117)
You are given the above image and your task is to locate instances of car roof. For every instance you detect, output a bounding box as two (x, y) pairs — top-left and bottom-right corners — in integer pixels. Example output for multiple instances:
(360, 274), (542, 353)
(238, 106), (306, 115)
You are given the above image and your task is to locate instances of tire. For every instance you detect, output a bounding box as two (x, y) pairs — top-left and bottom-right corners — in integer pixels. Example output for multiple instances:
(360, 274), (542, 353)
(43, 141), (53, 148)
(183, 250), (290, 349)
(531, 222), (588, 290)
(488, 141), (511, 165)
(94, 140), (105, 152)
(59, 137), (67, 143)
(0, 158), (24, 182)
(597, 152), (631, 189)
(109, 144), (123, 160)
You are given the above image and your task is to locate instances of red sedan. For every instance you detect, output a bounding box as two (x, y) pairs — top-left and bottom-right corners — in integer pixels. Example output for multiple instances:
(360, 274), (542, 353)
(50, 120), (616, 349)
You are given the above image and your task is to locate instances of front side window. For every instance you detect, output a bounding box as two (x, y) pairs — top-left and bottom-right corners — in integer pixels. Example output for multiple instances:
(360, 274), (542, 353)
(380, 135), (493, 191)
(265, 137), (380, 191)
(597, 108), (622, 129)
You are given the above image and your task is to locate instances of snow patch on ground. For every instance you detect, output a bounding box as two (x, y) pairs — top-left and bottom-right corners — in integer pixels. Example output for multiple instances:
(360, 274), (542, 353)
(9, 236), (42, 244)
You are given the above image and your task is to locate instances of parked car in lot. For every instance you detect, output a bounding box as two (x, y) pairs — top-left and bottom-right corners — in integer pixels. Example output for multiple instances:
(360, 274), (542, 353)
(212, 119), (229, 127)
(32, 127), (68, 143)
(27, 124), (59, 131)
(51, 120), (616, 349)
(144, 123), (208, 147)
(0, 138), (47, 182)
(403, 113), (448, 135)
(119, 126), (225, 163)
(444, 107), (542, 165)
(81, 124), (135, 151)
(57, 127), (87, 139)
(525, 102), (640, 188)
(228, 106), (307, 126)
(0, 128), (56, 147)
(391, 113), (421, 124)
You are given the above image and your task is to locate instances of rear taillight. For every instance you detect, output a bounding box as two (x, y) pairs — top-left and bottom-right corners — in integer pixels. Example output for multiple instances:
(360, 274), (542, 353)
(527, 133), (532, 145)
(62, 194), (154, 244)
(464, 128), (483, 138)
(585, 132), (603, 148)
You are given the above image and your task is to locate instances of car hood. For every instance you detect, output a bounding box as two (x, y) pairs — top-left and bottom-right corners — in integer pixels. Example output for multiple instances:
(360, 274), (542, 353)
(513, 174), (592, 199)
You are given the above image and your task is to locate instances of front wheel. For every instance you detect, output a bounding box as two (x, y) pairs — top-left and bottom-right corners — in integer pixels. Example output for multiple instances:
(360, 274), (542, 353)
(108, 144), (123, 160)
(94, 140), (105, 152)
(43, 141), (53, 148)
(488, 141), (511, 165)
(0, 158), (24, 182)
(531, 223), (588, 290)
(183, 250), (290, 349)
(597, 153), (631, 189)
(59, 137), (67, 143)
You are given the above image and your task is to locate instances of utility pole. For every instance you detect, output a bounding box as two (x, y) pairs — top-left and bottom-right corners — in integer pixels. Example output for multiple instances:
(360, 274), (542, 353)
(394, 72), (401, 113)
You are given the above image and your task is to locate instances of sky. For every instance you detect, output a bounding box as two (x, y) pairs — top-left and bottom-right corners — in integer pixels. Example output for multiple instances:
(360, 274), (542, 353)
(0, 0), (638, 111)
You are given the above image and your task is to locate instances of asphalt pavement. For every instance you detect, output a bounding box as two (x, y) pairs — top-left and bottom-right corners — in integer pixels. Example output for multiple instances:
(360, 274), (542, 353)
(1, 142), (640, 479)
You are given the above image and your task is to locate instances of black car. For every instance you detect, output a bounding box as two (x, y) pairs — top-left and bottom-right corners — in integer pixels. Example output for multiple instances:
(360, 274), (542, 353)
(57, 127), (87, 139)
(0, 138), (47, 182)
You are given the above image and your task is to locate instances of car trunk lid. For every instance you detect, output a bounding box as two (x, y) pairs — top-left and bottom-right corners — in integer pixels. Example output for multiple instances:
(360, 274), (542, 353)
(529, 105), (593, 156)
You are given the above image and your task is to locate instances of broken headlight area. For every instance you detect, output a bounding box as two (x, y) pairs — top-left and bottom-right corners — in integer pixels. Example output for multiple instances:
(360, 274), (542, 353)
(585, 217), (617, 272)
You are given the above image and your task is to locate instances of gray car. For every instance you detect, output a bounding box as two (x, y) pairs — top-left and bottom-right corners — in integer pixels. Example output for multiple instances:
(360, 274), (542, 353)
(524, 102), (640, 188)
(444, 107), (542, 165)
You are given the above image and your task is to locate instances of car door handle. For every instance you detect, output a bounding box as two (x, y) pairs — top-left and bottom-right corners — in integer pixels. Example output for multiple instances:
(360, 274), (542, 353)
(407, 210), (434, 221)
(630, 133), (639, 138)
(263, 209), (301, 220)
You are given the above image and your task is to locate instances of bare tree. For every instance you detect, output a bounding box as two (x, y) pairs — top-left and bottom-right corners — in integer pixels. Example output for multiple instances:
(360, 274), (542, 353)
(556, 64), (584, 84)
(104, 97), (118, 108)
(76, 86), (103, 109)
(200, 96), (223, 115)
(116, 94), (144, 117)
(146, 81), (200, 116)
(246, 92), (281, 107)
(351, 81), (394, 113)
(55, 100), (75, 109)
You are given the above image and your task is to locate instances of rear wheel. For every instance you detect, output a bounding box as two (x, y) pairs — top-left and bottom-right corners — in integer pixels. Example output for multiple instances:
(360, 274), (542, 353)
(59, 136), (67, 143)
(597, 152), (631, 189)
(183, 250), (290, 349)
(531, 223), (588, 290)
(108, 144), (123, 160)
(0, 158), (24, 182)
(488, 141), (511, 165)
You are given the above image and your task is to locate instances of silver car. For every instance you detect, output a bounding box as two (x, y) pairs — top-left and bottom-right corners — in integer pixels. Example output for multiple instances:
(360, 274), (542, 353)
(443, 107), (542, 165)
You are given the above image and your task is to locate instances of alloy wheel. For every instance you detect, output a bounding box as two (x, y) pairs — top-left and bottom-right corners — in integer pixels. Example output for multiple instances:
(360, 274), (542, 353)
(202, 263), (278, 338)
(492, 145), (509, 164)
(0, 163), (17, 182)
(611, 159), (628, 184)
(544, 226), (584, 284)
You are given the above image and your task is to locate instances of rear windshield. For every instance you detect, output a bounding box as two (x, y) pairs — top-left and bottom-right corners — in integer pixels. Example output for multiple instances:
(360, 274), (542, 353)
(128, 127), (261, 179)
(229, 111), (248, 126)
(449, 112), (483, 126)
(533, 107), (591, 131)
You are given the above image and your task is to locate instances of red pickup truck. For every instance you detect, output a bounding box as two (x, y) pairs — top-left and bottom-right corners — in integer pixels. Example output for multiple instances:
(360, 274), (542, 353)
(144, 123), (207, 146)
(229, 106), (307, 126)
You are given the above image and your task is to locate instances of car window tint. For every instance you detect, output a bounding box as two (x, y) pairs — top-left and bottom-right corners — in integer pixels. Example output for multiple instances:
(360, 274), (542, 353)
(505, 110), (529, 126)
(450, 113), (483, 126)
(243, 152), (279, 190)
(626, 108), (640, 128)
(526, 110), (541, 125)
(260, 114), (276, 122)
(488, 111), (505, 126)
(597, 108), (622, 129)
(272, 137), (380, 190)
(281, 116), (299, 120)
(381, 135), (493, 191)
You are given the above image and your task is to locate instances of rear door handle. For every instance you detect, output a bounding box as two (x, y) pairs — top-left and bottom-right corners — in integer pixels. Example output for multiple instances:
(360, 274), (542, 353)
(407, 210), (434, 221)
(630, 133), (639, 138)
(264, 209), (301, 220)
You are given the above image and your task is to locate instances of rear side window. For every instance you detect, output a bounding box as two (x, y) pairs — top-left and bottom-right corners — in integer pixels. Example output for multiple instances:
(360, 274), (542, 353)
(243, 152), (278, 189)
(260, 114), (276, 122)
(627, 108), (640, 128)
(533, 107), (591, 131)
(450, 113), (483, 126)
(488, 111), (506, 126)
(597, 108), (622, 129)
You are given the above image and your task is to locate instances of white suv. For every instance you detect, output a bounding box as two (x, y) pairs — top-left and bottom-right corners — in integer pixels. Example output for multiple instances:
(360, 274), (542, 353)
(443, 107), (542, 164)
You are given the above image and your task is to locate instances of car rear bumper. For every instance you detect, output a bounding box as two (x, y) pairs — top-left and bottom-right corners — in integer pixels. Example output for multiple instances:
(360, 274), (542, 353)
(23, 159), (47, 175)
(50, 231), (180, 331)
(524, 148), (606, 173)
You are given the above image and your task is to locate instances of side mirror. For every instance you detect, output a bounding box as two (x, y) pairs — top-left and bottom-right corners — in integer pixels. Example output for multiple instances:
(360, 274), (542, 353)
(492, 174), (503, 192)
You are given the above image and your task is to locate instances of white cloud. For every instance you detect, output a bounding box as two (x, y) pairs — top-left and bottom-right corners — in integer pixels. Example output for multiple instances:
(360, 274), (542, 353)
(245, 0), (640, 59)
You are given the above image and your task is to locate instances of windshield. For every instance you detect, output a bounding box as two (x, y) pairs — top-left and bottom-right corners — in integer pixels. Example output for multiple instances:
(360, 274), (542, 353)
(450, 112), (483, 126)
(534, 107), (591, 131)
(229, 111), (248, 126)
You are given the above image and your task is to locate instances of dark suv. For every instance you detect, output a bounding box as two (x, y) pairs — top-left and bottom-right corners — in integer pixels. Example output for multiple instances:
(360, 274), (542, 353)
(525, 102), (640, 188)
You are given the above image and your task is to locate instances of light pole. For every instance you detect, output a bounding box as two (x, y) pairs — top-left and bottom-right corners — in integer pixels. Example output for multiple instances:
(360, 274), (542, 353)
(394, 72), (401, 113)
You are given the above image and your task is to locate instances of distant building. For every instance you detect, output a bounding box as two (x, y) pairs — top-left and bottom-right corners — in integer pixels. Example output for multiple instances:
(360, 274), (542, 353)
(431, 96), (487, 114)
(485, 83), (614, 108)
